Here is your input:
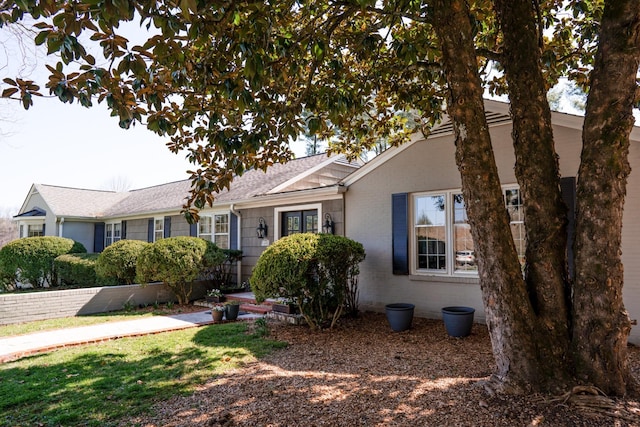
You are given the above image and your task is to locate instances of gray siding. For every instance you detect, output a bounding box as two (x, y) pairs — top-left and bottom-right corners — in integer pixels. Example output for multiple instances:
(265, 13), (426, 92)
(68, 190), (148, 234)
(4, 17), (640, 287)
(345, 121), (640, 345)
(169, 214), (191, 237)
(125, 218), (151, 242)
(61, 221), (94, 252)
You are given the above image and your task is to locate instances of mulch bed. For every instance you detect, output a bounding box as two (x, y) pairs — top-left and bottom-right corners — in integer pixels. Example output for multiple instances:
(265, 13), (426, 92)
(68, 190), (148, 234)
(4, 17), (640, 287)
(124, 311), (640, 427)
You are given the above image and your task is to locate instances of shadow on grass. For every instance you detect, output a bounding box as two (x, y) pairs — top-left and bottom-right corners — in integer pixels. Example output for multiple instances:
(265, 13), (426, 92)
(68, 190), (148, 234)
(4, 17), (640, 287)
(0, 323), (285, 427)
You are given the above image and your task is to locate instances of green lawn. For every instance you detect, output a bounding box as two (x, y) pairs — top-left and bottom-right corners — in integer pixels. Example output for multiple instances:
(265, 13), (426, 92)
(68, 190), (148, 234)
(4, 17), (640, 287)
(0, 322), (286, 427)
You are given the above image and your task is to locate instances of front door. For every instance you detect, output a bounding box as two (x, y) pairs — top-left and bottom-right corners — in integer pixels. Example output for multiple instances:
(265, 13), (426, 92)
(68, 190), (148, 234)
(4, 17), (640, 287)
(281, 210), (318, 237)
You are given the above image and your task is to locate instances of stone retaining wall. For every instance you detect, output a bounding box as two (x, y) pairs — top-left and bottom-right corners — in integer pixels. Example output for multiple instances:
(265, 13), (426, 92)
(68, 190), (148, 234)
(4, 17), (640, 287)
(0, 282), (208, 326)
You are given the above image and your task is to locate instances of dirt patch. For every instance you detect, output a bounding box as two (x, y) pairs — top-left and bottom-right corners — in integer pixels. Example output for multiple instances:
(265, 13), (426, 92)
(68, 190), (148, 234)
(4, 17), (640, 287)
(125, 312), (640, 426)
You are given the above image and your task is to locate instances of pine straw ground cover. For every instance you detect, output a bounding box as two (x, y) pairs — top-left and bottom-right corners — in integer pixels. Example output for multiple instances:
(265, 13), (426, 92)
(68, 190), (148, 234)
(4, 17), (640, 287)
(125, 312), (640, 427)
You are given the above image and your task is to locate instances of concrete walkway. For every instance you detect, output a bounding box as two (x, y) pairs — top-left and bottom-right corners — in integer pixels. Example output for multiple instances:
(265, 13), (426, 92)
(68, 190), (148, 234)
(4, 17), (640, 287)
(0, 310), (261, 364)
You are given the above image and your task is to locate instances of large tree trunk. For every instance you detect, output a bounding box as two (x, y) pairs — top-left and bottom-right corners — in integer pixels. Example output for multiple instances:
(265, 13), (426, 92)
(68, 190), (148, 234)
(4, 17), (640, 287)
(572, 0), (640, 395)
(432, 0), (543, 393)
(493, 0), (572, 390)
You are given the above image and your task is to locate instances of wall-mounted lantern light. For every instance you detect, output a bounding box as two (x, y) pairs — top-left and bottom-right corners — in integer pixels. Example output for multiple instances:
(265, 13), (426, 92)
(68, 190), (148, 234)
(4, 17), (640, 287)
(256, 217), (268, 239)
(322, 213), (334, 234)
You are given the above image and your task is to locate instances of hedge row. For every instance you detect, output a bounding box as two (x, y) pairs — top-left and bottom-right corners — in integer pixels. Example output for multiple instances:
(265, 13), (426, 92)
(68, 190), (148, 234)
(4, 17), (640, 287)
(0, 237), (231, 300)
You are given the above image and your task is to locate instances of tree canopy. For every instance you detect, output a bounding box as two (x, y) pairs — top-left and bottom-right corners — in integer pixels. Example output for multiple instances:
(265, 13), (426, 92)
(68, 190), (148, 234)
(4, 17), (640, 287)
(2, 0), (640, 396)
(0, 1), (602, 215)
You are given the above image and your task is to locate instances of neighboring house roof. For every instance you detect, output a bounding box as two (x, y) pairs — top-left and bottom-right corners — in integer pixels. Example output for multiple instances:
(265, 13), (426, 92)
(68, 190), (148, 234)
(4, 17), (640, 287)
(26, 185), (130, 218)
(18, 153), (360, 220)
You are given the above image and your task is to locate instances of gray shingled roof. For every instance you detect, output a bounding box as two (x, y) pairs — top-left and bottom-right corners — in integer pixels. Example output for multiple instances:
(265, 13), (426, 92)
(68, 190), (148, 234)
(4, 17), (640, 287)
(35, 154), (357, 219)
(33, 185), (130, 218)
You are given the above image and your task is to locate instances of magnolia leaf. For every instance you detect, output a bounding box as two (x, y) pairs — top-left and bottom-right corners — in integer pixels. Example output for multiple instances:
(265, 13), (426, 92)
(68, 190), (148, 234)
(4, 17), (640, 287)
(1, 87), (18, 98)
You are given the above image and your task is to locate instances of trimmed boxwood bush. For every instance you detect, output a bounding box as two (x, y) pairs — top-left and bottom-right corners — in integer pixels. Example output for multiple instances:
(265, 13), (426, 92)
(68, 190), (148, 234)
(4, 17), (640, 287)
(96, 239), (150, 285)
(54, 253), (118, 287)
(136, 236), (225, 305)
(0, 236), (86, 287)
(251, 233), (365, 330)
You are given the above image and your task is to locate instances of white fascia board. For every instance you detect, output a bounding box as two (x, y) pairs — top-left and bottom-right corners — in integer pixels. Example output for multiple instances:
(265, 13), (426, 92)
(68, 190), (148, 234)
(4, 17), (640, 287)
(266, 154), (350, 194)
(230, 185), (346, 210)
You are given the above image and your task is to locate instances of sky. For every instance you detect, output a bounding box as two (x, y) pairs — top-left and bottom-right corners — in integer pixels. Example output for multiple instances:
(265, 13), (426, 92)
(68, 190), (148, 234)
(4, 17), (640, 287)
(0, 23), (309, 215)
(0, 96), (200, 213)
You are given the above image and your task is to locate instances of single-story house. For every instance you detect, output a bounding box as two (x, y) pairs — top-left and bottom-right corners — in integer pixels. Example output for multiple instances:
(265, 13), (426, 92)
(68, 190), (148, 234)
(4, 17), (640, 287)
(342, 99), (640, 345)
(14, 153), (361, 282)
(12, 99), (640, 345)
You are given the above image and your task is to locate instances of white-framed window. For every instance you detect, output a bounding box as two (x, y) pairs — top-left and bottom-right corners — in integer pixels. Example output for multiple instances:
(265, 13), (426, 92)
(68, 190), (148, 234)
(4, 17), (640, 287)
(17, 221), (45, 237)
(411, 187), (523, 276)
(105, 222), (122, 247)
(27, 223), (44, 237)
(154, 218), (164, 242)
(198, 213), (230, 249)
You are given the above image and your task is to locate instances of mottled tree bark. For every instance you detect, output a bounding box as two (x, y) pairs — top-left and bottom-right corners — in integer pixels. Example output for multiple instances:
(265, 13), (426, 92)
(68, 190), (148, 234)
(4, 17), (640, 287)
(493, 0), (572, 390)
(433, 0), (640, 395)
(432, 0), (542, 393)
(573, 0), (640, 395)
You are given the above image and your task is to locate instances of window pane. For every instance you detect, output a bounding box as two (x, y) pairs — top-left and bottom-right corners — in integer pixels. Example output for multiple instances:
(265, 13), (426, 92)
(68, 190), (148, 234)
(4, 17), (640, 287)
(505, 188), (526, 267)
(28, 224), (44, 237)
(199, 217), (212, 235)
(415, 195), (445, 226)
(287, 216), (300, 234)
(154, 219), (163, 241)
(505, 189), (523, 221)
(415, 195), (446, 271)
(453, 194), (477, 272)
(304, 212), (318, 233)
(214, 235), (229, 249)
(214, 214), (228, 233)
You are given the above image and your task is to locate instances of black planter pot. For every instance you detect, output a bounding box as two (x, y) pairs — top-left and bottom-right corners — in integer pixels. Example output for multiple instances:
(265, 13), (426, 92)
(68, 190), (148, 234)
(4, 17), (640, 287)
(441, 306), (475, 337)
(224, 304), (240, 321)
(385, 303), (415, 332)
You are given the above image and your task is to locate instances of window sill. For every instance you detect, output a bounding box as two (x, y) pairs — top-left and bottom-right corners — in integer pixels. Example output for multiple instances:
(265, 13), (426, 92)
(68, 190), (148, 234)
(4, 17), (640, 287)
(409, 274), (480, 285)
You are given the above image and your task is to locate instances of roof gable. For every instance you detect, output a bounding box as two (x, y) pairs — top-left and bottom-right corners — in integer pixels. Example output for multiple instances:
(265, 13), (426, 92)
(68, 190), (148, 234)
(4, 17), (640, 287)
(342, 98), (640, 186)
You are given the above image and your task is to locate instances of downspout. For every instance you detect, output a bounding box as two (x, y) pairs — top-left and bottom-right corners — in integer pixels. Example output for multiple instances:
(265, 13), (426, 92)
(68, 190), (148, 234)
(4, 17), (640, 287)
(229, 204), (243, 287)
(58, 217), (64, 237)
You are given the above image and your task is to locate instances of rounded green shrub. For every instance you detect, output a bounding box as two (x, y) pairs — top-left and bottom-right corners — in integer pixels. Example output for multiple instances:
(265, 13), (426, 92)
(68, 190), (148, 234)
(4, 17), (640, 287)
(250, 233), (365, 330)
(136, 236), (225, 305)
(0, 236), (87, 287)
(96, 239), (150, 285)
(55, 253), (118, 287)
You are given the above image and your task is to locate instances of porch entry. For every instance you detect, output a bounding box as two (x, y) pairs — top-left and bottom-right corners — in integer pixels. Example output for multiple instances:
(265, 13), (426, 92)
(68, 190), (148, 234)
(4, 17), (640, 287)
(281, 210), (318, 236)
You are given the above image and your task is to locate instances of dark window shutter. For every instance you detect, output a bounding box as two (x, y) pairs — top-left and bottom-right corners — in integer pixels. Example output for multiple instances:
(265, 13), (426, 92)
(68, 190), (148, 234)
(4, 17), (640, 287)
(148, 219), (154, 242)
(230, 213), (238, 250)
(190, 222), (198, 237)
(94, 222), (105, 253)
(392, 193), (410, 275)
(560, 177), (576, 280)
(164, 216), (171, 238)
(121, 220), (127, 239)
(42, 223), (46, 236)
